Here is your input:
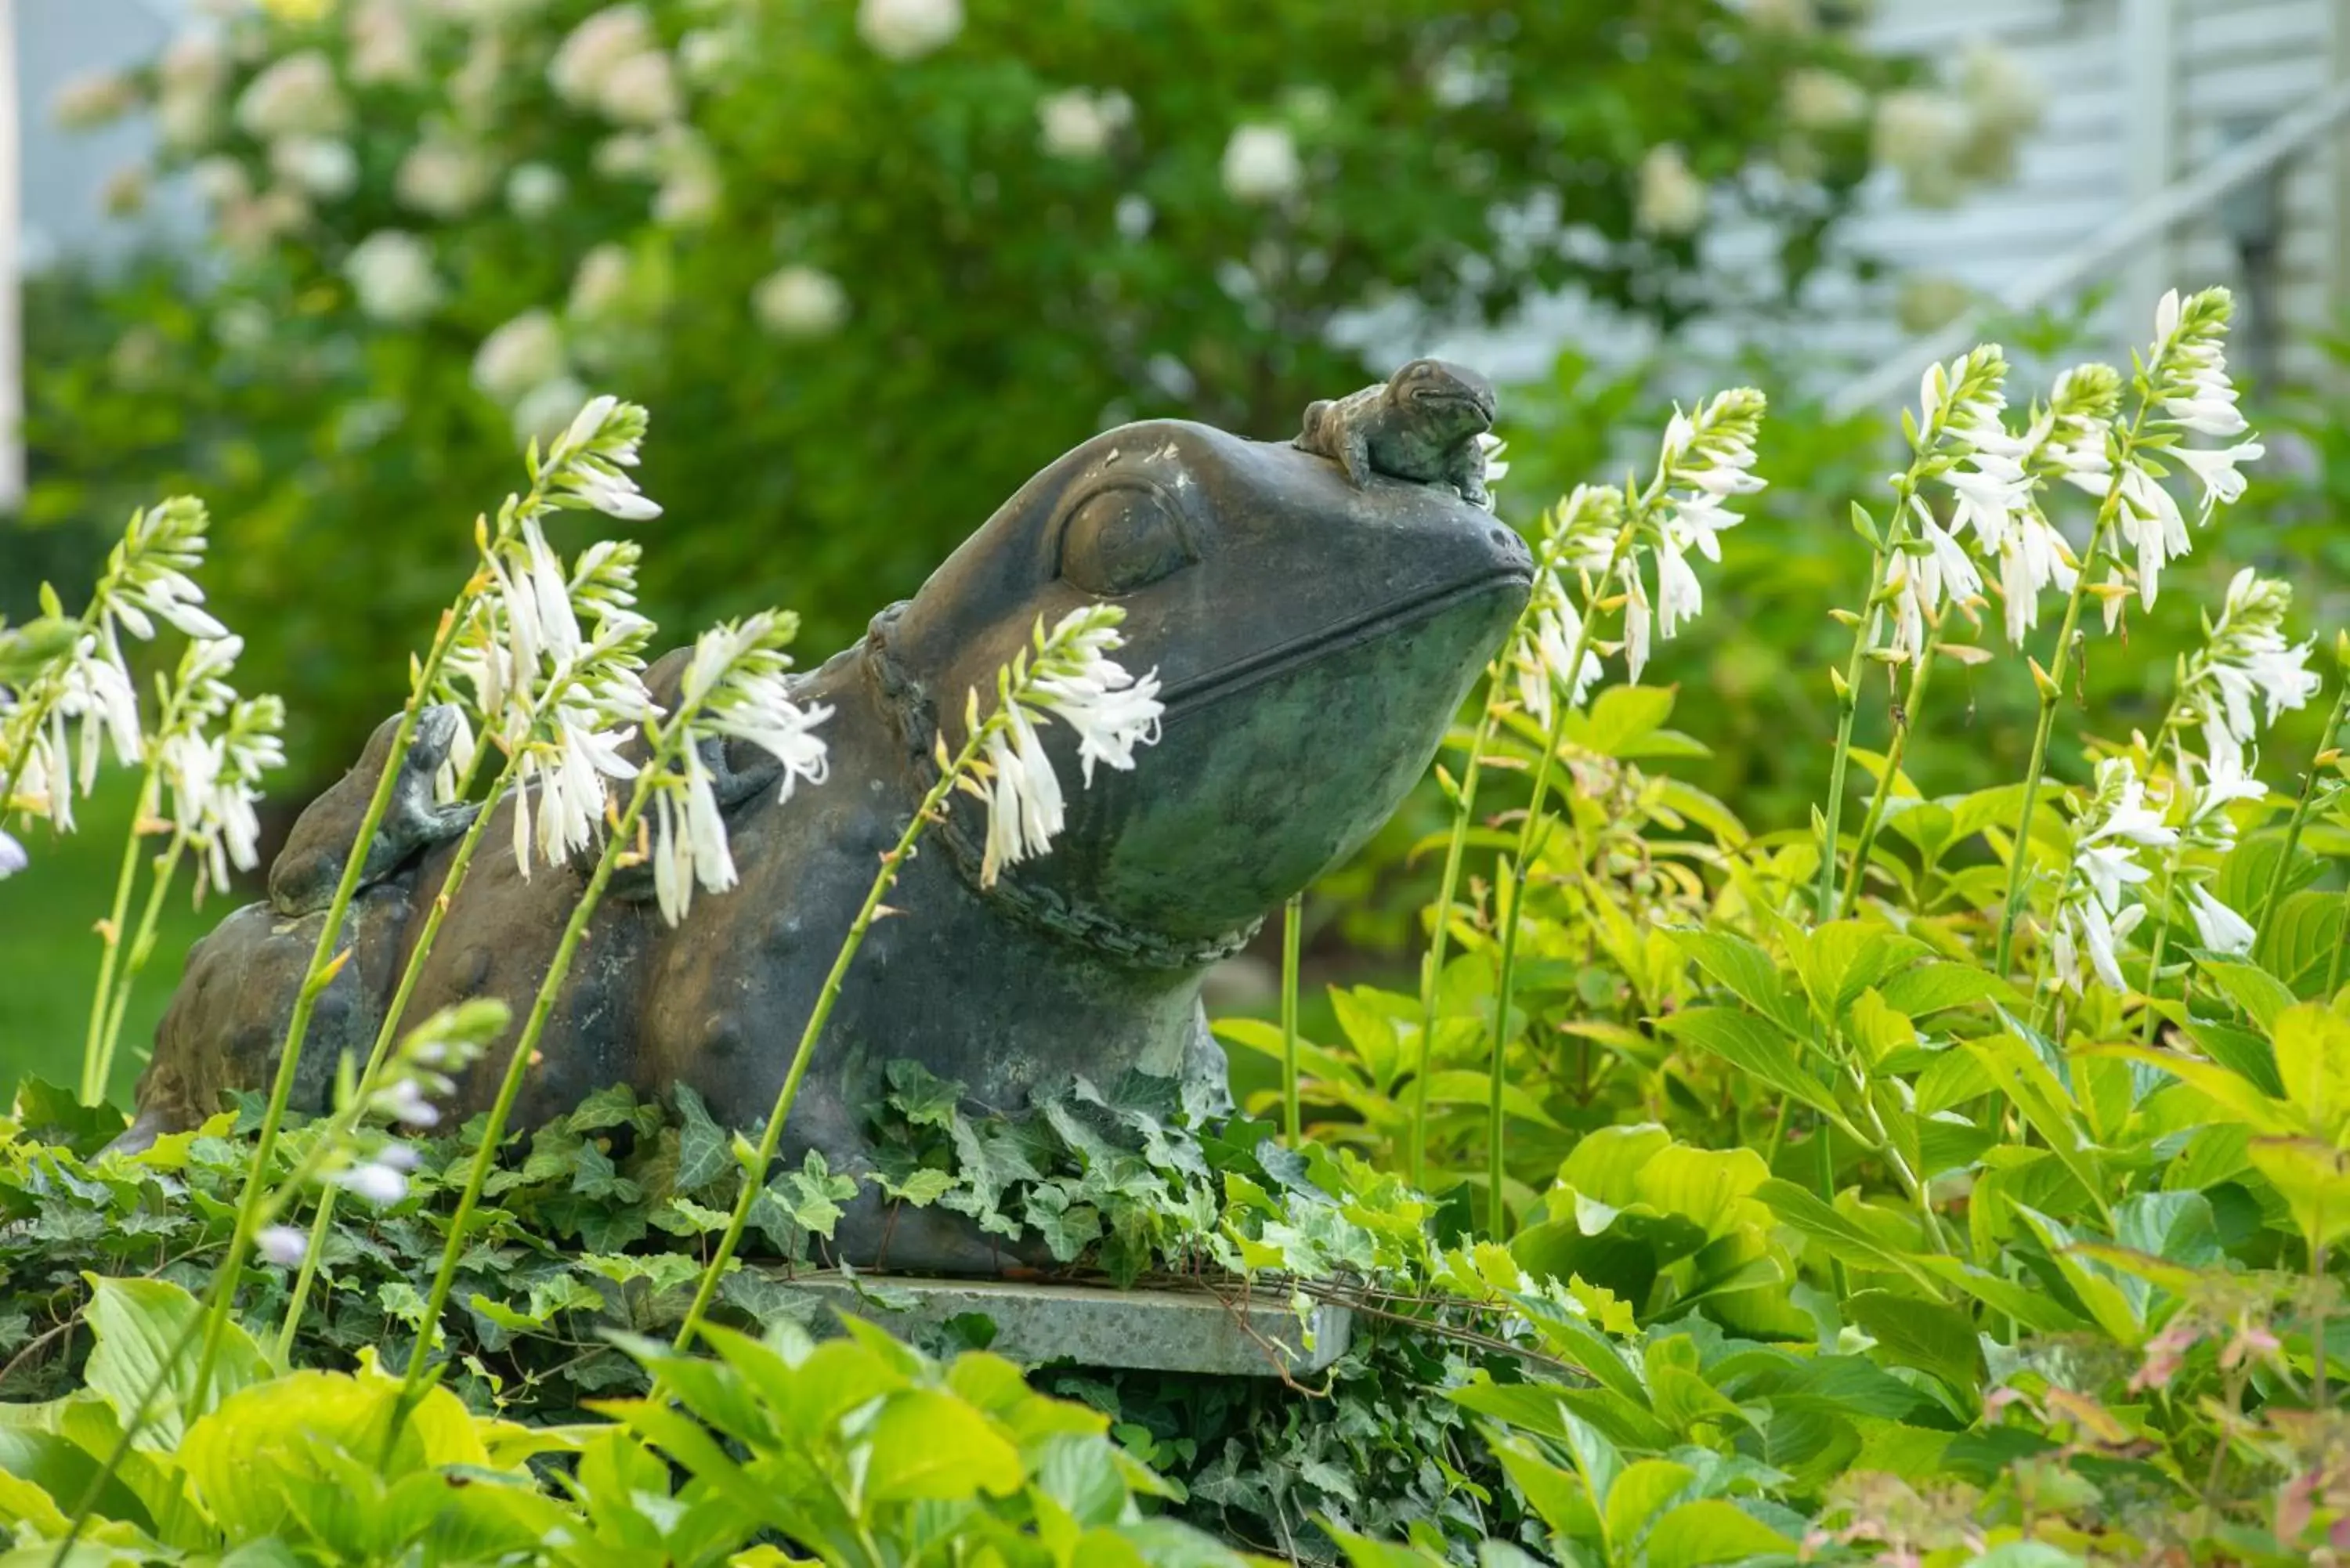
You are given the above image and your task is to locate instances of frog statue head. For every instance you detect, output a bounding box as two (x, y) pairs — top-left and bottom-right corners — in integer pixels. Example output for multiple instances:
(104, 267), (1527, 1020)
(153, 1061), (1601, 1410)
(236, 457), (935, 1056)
(874, 416), (1532, 956)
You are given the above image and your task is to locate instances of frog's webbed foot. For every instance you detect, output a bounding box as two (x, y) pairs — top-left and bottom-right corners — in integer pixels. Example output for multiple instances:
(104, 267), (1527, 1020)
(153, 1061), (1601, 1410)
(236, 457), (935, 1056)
(1444, 443), (1493, 511)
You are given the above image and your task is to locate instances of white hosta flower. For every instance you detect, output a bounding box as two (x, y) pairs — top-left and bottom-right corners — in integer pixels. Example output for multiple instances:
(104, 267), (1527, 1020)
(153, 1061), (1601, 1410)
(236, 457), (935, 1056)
(1512, 588), (1602, 729)
(753, 266), (849, 338)
(2186, 883), (2256, 955)
(2115, 465), (2190, 609)
(1942, 454), (2032, 555)
(1477, 433), (1510, 493)
(1654, 533), (1703, 638)
(507, 163), (567, 219)
(1996, 510), (2077, 647)
(979, 702), (1064, 886)
(2081, 758), (2177, 854)
(472, 311), (568, 405)
(0, 829), (25, 879)
(335, 1157), (409, 1207)
(2174, 439), (2264, 516)
(345, 231), (443, 323)
(2058, 895), (2146, 994)
(858, 0), (964, 61)
(1621, 568), (1654, 683)
(2150, 288), (2247, 438)
(512, 710), (639, 872)
(235, 51), (346, 140)
(2191, 569), (2318, 750)
(371, 1075), (442, 1129)
(1038, 88), (1130, 161)
(970, 607), (1165, 886)
(1635, 144), (1706, 237)
(256, 1225), (308, 1268)
(1221, 124), (1302, 204)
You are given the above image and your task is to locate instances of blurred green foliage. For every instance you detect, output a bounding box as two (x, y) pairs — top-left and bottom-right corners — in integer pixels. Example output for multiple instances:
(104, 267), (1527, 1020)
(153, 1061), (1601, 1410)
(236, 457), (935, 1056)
(10, 0), (1900, 772)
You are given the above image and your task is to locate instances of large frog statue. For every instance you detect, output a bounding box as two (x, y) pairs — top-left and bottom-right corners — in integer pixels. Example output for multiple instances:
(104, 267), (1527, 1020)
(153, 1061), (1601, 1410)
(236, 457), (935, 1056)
(130, 403), (1531, 1271)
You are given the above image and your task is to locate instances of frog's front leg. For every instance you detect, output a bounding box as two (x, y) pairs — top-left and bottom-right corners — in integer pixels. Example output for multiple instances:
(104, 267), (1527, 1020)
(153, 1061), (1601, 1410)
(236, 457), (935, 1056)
(1333, 427), (1374, 490)
(1444, 441), (1492, 511)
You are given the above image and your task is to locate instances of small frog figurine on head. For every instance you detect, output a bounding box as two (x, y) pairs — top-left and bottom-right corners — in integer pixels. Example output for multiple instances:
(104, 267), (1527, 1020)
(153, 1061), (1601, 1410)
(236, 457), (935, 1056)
(1293, 357), (1499, 510)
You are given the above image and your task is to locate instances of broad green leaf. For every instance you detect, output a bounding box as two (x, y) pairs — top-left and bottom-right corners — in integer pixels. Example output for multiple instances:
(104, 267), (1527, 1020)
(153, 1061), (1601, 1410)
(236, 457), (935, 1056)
(1603, 1458), (1694, 1550)
(1753, 1180), (1938, 1292)
(1566, 684), (1676, 758)
(1634, 1143), (1769, 1236)
(1844, 1290), (1985, 1395)
(2246, 1137), (2350, 1252)
(1667, 930), (1804, 1035)
(861, 1389), (1024, 1501)
(1557, 1124), (1673, 1209)
(1878, 962), (2019, 1017)
(82, 1275), (269, 1450)
(1965, 1030), (2103, 1208)
(2084, 1044), (2298, 1135)
(2195, 956), (2298, 1033)
(2010, 1208), (2145, 1347)
(1652, 1010), (1853, 1134)
(2272, 1003), (2350, 1139)
(1910, 1257), (2093, 1335)
(1641, 1498), (1795, 1568)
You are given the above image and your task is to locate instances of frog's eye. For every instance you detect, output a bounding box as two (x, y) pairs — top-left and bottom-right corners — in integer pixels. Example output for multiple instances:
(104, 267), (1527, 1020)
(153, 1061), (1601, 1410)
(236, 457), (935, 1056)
(1057, 481), (1195, 596)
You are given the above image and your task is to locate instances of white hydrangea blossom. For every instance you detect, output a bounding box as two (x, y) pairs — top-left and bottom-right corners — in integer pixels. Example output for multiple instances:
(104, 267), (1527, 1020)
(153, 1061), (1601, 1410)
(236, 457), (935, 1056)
(858, 0), (964, 62)
(345, 231), (444, 323)
(1635, 144), (1706, 237)
(1038, 88), (1133, 161)
(472, 311), (569, 406)
(1221, 124), (1302, 204)
(234, 50), (347, 140)
(753, 266), (850, 339)
(960, 605), (1166, 887)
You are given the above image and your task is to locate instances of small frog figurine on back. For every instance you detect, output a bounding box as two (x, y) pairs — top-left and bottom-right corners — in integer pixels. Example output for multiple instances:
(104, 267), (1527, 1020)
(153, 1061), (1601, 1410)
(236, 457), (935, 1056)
(1293, 357), (1499, 510)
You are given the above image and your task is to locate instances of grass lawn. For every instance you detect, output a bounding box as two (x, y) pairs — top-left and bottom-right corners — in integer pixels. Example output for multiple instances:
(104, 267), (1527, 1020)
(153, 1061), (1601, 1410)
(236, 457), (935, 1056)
(2, 779), (222, 1104)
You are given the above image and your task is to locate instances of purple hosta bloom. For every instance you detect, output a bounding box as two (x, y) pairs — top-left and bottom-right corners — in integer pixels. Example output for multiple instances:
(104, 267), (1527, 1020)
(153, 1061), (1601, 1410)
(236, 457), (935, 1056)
(971, 605), (1166, 887)
(257, 1223), (309, 1268)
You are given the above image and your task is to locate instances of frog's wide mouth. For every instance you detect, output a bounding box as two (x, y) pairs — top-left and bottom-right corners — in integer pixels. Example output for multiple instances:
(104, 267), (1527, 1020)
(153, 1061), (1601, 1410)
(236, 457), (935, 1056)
(1158, 563), (1531, 717)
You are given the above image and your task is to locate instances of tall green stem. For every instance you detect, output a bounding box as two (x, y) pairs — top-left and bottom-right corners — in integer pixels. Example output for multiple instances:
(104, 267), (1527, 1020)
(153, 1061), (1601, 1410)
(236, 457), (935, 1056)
(81, 768), (164, 1103)
(1992, 527), (2122, 976)
(273, 739), (527, 1362)
(389, 761), (658, 1433)
(188, 605), (465, 1414)
(673, 732), (983, 1349)
(1816, 547), (1892, 921)
(1280, 893), (1303, 1149)
(1409, 697), (1501, 1189)
(2252, 680), (2349, 952)
(89, 831), (190, 1102)
(1839, 624), (1942, 917)
(1476, 520), (1639, 1223)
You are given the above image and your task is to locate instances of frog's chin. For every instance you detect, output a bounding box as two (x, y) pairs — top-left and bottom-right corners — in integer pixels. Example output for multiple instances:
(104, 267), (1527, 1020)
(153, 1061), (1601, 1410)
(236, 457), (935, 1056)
(1157, 562), (1531, 718)
(1029, 559), (1530, 948)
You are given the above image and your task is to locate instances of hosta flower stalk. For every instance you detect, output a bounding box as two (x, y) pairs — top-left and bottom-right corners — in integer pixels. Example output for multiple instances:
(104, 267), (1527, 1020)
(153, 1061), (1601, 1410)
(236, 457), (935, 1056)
(1993, 288), (2254, 974)
(671, 604), (1162, 1349)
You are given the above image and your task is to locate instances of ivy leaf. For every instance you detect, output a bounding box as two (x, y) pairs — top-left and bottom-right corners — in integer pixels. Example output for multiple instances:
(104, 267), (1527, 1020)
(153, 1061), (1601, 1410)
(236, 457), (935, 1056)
(778, 1151), (859, 1240)
(671, 1085), (731, 1193)
(1025, 1184), (1105, 1263)
(886, 1060), (965, 1129)
(877, 1168), (956, 1207)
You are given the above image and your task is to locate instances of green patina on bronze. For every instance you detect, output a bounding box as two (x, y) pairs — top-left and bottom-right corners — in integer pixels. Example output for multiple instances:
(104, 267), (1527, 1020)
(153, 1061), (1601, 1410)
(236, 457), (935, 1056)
(129, 398), (1531, 1272)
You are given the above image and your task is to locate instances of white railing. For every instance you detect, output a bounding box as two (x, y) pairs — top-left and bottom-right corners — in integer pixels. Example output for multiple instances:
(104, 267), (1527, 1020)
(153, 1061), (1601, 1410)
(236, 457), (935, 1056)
(1831, 74), (2350, 417)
